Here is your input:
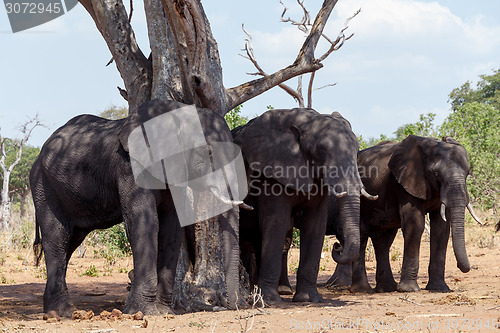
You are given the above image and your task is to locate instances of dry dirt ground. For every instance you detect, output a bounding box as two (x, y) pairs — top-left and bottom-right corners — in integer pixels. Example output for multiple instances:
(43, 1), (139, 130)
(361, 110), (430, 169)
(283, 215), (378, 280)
(0, 219), (499, 332)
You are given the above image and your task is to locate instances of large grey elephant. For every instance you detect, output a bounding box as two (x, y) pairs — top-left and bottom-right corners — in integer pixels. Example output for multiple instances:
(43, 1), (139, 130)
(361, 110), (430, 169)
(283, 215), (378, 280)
(232, 108), (370, 303)
(30, 99), (248, 317)
(332, 135), (482, 293)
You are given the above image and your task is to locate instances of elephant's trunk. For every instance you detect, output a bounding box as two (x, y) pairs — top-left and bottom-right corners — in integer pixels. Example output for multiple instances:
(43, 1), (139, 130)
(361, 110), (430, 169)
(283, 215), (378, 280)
(332, 194), (360, 265)
(219, 208), (240, 309)
(442, 181), (470, 273)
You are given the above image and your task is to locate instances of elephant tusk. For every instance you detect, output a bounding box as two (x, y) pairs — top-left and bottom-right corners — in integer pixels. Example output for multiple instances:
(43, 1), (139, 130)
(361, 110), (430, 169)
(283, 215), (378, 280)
(361, 187), (378, 200)
(209, 186), (253, 210)
(440, 203), (447, 222)
(329, 186), (347, 198)
(467, 203), (483, 226)
(239, 202), (254, 211)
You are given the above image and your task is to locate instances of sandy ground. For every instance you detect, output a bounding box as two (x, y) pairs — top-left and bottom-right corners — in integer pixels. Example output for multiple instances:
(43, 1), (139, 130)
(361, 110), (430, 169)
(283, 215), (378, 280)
(0, 221), (499, 332)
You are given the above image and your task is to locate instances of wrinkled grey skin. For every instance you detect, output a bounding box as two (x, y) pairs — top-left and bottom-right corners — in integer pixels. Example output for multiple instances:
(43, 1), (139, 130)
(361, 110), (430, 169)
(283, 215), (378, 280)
(276, 197), (345, 295)
(332, 135), (473, 293)
(233, 108), (362, 303)
(30, 99), (241, 317)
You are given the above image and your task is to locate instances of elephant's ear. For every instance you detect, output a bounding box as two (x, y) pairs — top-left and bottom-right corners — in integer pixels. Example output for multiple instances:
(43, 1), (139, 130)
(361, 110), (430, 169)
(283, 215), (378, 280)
(118, 99), (189, 151)
(388, 135), (431, 200)
(236, 120), (314, 192)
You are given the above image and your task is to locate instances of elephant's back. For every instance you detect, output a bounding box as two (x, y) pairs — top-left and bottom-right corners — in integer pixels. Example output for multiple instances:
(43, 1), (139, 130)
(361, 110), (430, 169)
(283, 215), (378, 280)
(36, 115), (125, 188)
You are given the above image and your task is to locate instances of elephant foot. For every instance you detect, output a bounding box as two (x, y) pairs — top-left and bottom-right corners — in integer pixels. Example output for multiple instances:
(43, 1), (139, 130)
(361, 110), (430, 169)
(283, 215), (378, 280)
(278, 284), (294, 295)
(349, 281), (373, 293)
(123, 293), (159, 316)
(425, 280), (451, 292)
(397, 280), (420, 292)
(259, 286), (283, 304)
(156, 302), (176, 315)
(374, 281), (397, 293)
(325, 272), (352, 288)
(44, 300), (76, 318)
(292, 288), (323, 303)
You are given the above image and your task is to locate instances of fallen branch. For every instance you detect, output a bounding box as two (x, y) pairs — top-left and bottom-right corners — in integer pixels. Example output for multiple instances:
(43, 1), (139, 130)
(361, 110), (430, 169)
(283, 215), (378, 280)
(399, 294), (421, 306)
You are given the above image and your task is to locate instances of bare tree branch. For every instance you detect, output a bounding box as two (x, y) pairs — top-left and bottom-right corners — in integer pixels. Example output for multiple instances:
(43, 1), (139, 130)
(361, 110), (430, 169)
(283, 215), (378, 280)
(307, 71), (315, 108)
(78, 0), (152, 113)
(234, 0), (358, 110)
(226, 0), (340, 111)
(317, 8), (360, 62)
(239, 25), (305, 107)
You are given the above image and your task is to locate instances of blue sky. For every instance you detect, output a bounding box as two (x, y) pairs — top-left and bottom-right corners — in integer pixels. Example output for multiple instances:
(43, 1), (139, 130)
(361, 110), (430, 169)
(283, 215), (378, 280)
(1, 0), (499, 147)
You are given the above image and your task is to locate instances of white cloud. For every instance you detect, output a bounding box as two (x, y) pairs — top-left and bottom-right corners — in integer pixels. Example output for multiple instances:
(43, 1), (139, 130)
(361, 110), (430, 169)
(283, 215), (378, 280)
(331, 0), (500, 54)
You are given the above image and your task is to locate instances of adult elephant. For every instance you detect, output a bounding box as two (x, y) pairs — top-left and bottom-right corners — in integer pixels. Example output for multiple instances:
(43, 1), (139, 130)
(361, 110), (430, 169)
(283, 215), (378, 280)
(30, 99), (248, 317)
(332, 135), (482, 293)
(233, 108), (368, 303)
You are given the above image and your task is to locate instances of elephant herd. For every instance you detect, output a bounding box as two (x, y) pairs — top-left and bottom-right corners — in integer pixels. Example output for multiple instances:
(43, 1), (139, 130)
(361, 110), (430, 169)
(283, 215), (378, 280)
(29, 99), (483, 317)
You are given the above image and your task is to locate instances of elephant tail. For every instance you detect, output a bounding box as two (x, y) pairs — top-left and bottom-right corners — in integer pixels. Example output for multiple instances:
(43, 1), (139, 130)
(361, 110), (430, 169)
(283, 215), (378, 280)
(33, 218), (43, 267)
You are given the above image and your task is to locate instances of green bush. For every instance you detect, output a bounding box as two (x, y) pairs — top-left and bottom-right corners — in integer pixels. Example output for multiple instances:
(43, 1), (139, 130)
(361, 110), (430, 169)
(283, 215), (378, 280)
(89, 223), (131, 256)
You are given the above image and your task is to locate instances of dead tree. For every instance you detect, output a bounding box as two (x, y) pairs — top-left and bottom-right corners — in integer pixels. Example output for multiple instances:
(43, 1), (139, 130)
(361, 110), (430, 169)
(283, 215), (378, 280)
(0, 116), (43, 229)
(77, 0), (352, 310)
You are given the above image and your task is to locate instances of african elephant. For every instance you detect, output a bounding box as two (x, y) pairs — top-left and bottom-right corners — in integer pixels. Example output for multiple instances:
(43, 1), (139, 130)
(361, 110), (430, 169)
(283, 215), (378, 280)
(332, 135), (482, 293)
(30, 99), (248, 317)
(233, 108), (368, 303)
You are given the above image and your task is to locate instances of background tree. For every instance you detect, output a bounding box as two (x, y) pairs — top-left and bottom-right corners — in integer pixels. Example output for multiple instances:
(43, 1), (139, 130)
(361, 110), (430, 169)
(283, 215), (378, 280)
(4, 146), (40, 218)
(76, 0), (355, 310)
(441, 69), (500, 211)
(394, 113), (438, 141)
(224, 105), (248, 130)
(0, 116), (43, 229)
(359, 69), (499, 213)
(98, 105), (128, 120)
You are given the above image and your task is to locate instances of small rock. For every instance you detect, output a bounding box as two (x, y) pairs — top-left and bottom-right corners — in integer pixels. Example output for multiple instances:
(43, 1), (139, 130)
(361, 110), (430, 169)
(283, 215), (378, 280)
(99, 310), (111, 319)
(133, 311), (144, 320)
(141, 318), (148, 328)
(72, 310), (94, 320)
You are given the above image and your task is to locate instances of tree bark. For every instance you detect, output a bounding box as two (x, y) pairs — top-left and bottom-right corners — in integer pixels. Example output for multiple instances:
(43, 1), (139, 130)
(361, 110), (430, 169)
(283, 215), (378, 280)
(79, 0), (153, 113)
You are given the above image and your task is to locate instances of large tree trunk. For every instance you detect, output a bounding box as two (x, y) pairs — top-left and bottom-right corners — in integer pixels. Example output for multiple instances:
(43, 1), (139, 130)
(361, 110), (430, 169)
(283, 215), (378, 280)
(78, 0), (340, 311)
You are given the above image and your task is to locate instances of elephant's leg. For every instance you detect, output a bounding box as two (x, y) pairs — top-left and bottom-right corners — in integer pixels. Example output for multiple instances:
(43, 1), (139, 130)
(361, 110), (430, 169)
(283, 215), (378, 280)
(425, 211), (451, 291)
(36, 205), (75, 317)
(278, 228), (293, 295)
(257, 194), (292, 303)
(398, 203), (425, 292)
(326, 263), (352, 288)
(292, 198), (327, 303)
(371, 228), (398, 292)
(350, 229), (372, 293)
(156, 207), (181, 314)
(121, 188), (160, 315)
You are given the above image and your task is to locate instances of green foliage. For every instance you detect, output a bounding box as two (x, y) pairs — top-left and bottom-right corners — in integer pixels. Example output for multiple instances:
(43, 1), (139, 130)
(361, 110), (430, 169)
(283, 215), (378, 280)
(81, 265), (99, 277)
(291, 227), (300, 248)
(440, 102), (500, 209)
(357, 134), (390, 150)
(89, 223), (132, 256)
(448, 69), (500, 111)
(394, 113), (438, 141)
(224, 105), (248, 130)
(441, 69), (500, 210)
(0, 142), (39, 204)
(98, 105), (128, 120)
